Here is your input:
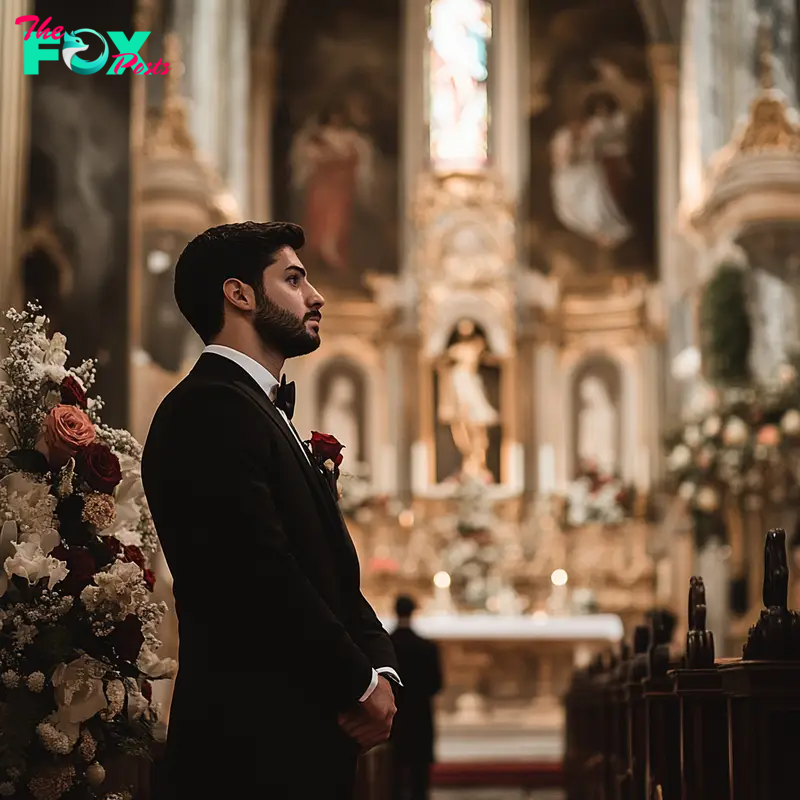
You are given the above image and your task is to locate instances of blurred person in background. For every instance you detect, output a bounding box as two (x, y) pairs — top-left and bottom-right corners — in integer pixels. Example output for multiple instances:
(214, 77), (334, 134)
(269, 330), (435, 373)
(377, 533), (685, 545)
(390, 595), (443, 800)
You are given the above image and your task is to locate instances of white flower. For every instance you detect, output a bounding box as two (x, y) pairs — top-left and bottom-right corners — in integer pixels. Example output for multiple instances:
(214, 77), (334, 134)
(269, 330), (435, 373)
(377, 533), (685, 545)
(36, 721), (76, 755)
(722, 417), (749, 447)
(100, 454), (144, 541)
(137, 644), (177, 679)
(1, 670), (19, 689)
(781, 409), (800, 436)
(50, 655), (109, 739)
(43, 332), (68, 367)
(702, 415), (722, 438)
(3, 540), (69, 593)
(81, 560), (148, 618)
(127, 685), (150, 720)
(27, 671), (45, 692)
(0, 473), (58, 544)
(0, 782), (14, 796)
(667, 444), (692, 471)
(694, 486), (720, 513)
(684, 425), (702, 447)
(678, 482), (696, 501)
(0, 424), (15, 452)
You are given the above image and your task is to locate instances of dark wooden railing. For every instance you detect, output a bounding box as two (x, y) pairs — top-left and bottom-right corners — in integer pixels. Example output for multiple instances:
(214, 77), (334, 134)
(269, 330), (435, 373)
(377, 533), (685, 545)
(563, 528), (800, 800)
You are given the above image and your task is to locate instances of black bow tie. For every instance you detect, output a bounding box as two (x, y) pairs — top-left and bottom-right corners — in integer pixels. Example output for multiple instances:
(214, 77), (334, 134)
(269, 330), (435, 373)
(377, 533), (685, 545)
(274, 374), (296, 420)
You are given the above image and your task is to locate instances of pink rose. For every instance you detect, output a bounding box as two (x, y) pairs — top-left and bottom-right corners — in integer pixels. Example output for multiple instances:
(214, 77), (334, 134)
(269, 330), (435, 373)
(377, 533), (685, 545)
(38, 405), (96, 467)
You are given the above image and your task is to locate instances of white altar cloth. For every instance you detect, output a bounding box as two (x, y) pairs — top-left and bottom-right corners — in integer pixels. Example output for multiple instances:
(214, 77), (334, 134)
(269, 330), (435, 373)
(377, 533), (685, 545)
(379, 613), (623, 642)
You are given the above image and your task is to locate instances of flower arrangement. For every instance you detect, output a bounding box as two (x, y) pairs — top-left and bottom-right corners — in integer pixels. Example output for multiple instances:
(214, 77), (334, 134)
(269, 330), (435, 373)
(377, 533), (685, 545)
(664, 364), (800, 540)
(564, 460), (637, 527)
(0, 306), (174, 800)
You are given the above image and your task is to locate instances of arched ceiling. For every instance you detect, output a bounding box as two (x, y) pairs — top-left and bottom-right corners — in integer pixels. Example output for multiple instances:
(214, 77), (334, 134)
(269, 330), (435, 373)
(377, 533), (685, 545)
(635, 0), (684, 44)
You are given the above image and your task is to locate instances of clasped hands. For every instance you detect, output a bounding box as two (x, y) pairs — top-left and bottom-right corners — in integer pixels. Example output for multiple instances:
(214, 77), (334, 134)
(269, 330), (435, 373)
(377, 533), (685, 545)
(337, 675), (396, 752)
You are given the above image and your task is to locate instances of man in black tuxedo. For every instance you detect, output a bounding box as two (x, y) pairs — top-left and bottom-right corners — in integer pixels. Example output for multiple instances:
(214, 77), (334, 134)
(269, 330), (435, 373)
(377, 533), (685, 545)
(141, 221), (400, 798)
(390, 596), (443, 800)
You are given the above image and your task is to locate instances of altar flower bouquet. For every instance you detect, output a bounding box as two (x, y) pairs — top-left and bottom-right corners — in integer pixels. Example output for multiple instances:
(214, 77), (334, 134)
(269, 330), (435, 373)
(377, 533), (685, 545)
(0, 305), (174, 800)
(664, 365), (800, 514)
(564, 460), (636, 527)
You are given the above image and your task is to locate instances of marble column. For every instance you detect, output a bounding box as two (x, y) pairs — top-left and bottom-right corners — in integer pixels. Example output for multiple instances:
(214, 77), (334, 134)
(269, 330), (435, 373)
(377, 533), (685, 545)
(0, 2), (31, 313)
(648, 44), (682, 426)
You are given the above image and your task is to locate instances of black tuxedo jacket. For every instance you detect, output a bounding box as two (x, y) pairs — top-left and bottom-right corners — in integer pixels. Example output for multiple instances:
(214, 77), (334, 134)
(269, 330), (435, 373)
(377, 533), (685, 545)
(389, 627), (442, 764)
(141, 353), (398, 794)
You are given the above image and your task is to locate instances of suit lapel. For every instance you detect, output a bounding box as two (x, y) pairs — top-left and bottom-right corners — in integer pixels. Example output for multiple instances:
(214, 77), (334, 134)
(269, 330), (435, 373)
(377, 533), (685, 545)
(191, 353), (356, 559)
(232, 378), (353, 556)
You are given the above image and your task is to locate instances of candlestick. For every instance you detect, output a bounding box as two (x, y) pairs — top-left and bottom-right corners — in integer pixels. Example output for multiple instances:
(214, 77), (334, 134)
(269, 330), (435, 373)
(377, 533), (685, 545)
(538, 444), (556, 495)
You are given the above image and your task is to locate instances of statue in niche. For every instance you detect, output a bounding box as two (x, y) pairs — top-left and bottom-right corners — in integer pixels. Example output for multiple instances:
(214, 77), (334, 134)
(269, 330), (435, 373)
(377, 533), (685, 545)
(320, 370), (363, 464)
(437, 319), (500, 480)
(576, 374), (618, 476)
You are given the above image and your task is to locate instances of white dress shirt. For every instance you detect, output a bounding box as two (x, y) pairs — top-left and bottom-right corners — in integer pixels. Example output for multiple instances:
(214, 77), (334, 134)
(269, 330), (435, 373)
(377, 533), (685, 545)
(203, 345), (399, 701)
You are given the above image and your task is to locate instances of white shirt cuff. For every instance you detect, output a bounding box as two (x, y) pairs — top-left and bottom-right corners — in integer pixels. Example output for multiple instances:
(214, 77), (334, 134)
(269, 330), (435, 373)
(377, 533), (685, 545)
(359, 669), (379, 702)
(358, 667), (403, 703)
(376, 667), (403, 686)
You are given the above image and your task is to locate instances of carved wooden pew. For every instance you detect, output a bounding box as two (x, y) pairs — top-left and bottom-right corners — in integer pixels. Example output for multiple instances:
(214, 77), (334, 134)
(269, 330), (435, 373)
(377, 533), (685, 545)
(642, 612), (680, 800)
(719, 528), (800, 800)
(622, 625), (650, 800)
(669, 576), (730, 800)
(354, 743), (393, 800)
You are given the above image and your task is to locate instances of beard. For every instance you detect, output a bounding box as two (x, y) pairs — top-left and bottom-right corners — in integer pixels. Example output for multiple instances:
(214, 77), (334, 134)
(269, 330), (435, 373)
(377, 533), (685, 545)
(252, 289), (321, 358)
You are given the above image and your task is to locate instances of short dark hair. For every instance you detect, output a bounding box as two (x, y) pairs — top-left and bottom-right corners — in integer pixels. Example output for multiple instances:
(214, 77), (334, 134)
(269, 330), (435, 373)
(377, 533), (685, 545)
(395, 595), (416, 618)
(173, 221), (305, 344)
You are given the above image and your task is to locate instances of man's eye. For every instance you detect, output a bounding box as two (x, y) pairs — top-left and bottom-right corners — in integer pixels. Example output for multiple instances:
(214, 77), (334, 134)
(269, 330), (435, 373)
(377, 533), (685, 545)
(287, 275), (300, 286)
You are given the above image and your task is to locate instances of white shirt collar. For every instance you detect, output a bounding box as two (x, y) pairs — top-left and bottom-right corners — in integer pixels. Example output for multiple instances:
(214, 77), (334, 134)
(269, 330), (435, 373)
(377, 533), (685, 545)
(203, 344), (280, 400)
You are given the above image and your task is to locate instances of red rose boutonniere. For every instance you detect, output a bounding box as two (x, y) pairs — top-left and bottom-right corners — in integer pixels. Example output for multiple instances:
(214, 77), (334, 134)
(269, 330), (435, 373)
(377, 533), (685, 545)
(307, 431), (345, 497)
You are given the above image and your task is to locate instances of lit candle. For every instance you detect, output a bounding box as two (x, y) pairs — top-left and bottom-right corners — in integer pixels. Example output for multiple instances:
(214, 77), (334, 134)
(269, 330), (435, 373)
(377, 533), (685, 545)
(638, 445), (651, 490)
(433, 571), (452, 614)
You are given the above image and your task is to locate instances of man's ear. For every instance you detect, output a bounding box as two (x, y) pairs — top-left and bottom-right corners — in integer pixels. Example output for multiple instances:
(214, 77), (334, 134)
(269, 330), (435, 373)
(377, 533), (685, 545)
(222, 278), (255, 311)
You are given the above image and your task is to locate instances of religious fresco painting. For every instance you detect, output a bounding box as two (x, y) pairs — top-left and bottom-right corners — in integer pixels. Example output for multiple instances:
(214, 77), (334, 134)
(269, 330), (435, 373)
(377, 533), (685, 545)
(526, 0), (655, 278)
(434, 320), (502, 484)
(272, 0), (402, 291)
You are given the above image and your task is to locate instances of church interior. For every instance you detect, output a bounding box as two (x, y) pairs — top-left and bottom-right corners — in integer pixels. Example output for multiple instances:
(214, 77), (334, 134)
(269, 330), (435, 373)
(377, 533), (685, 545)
(3, 0), (800, 797)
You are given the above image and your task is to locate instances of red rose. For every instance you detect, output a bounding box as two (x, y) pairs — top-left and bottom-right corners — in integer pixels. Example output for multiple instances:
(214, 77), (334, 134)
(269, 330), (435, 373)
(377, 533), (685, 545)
(143, 569), (156, 591)
(110, 614), (145, 663)
(60, 376), (88, 408)
(309, 431), (345, 467)
(76, 443), (122, 494)
(104, 536), (122, 559)
(51, 544), (96, 596)
(121, 545), (145, 569)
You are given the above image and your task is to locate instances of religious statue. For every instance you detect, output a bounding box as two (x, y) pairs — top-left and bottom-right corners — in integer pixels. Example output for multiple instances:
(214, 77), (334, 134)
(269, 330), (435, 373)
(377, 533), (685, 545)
(437, 319), (500, 480)
(320, 372), (362, 464)
(549, 90), (633, 248)
(576, 375), (617, 476)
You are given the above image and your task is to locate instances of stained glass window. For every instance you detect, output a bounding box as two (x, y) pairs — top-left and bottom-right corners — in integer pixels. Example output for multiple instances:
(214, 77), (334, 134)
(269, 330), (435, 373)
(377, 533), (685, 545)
(427, 0), (492, 171)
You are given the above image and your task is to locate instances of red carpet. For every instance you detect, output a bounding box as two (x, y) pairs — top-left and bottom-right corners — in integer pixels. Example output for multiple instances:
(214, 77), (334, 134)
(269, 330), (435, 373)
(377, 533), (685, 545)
(432, 761), (564, 788)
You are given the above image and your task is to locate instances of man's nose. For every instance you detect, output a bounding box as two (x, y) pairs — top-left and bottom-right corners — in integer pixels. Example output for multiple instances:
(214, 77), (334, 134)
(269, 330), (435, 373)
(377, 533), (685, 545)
(307, 284), (325, 309)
